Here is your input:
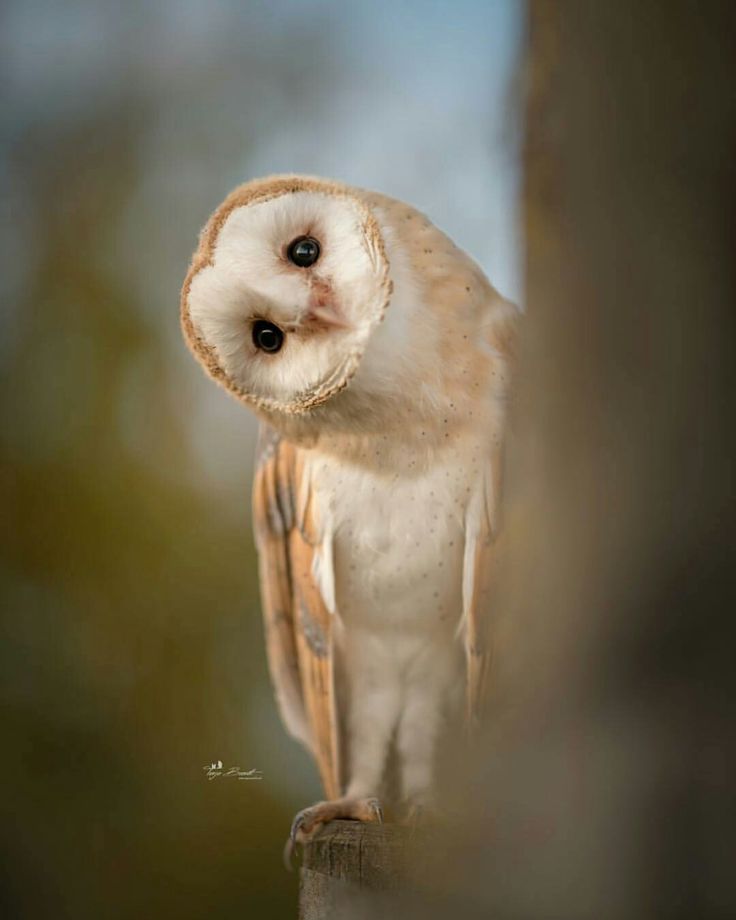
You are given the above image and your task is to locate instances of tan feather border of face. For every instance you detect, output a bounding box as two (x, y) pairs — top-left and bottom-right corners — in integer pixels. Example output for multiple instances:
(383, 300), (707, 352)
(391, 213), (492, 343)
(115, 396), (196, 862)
(180, 174), (393, 415)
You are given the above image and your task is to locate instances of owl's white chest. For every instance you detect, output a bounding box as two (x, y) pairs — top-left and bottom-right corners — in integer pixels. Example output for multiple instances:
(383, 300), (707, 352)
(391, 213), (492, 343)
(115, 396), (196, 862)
(307, 438), (483, 737)
(309, 448), (477, 628)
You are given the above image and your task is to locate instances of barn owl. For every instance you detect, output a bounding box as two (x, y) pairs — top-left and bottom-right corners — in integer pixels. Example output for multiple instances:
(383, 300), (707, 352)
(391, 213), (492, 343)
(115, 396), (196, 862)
(181, 174), (517, 862)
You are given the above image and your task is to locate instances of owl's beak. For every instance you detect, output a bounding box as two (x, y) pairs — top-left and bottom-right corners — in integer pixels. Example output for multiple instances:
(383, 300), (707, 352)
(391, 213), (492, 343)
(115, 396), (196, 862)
(303, 303), (351, 330)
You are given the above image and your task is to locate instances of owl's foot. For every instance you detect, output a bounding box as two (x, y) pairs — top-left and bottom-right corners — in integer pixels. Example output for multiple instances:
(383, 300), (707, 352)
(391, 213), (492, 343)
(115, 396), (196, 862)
(283, 796), (383, 869)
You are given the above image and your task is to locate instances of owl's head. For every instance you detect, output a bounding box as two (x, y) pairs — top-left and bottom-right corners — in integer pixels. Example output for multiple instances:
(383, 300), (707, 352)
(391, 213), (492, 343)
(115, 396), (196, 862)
(181, 175), (392, 416)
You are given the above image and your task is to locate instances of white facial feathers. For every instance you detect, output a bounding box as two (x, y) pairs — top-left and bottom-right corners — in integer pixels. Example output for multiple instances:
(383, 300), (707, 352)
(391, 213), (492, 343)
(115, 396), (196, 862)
(185, 187), (390, 413)
(182, 175), (516, 432)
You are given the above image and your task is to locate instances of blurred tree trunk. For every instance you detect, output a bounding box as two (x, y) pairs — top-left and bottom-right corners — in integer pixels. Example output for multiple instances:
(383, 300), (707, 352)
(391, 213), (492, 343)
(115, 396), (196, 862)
(436, 3), (736, 919)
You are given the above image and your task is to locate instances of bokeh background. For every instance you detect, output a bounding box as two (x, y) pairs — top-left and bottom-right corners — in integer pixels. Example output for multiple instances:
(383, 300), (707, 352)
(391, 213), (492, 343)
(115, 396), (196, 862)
(0, 2), (522, 916)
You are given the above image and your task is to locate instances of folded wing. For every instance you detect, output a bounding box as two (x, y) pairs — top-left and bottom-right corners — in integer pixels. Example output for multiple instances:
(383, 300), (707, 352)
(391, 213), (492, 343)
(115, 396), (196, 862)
(252, 427), (341, 798)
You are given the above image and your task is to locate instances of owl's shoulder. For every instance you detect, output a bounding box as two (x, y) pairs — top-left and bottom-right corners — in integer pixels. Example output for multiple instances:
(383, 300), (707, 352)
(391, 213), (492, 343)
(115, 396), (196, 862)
(359, 190), (512, 330)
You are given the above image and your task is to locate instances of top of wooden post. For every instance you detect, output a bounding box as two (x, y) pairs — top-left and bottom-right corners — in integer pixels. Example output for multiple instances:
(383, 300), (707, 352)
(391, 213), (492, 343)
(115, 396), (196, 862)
(299, 820), (430, 919)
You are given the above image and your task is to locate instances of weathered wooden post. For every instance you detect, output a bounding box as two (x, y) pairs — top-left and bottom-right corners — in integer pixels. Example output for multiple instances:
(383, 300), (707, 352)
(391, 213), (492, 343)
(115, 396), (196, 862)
(298, 820), (427, 919)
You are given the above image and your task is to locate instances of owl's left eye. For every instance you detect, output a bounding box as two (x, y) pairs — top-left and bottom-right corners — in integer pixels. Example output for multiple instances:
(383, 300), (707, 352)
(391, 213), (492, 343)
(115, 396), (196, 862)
(287, 236), (320, 267)
(252, 320), (284, 354)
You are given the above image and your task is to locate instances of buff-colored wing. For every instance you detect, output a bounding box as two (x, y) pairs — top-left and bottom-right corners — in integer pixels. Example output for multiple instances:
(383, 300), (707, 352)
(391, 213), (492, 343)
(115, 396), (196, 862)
(462, 445), (505, 724)
(462, 299), (518, 724)
(252, 426), (341, 799)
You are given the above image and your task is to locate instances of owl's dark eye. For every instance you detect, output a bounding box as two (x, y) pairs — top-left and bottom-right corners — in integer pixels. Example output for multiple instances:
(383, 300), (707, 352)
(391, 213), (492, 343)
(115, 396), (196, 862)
(252, 320), (284, 354)
(287, 235), (320, 268)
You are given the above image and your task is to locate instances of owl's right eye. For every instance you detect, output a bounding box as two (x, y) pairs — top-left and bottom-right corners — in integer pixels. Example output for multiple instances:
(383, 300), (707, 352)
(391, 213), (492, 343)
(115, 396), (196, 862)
(252, 320), (284, 354)
(287, 236), (321, 268)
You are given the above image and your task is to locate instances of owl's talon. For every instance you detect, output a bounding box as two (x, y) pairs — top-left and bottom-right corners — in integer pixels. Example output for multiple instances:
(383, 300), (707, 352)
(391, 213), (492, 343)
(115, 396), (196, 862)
(368, 798), (383, 824)
(283, 796), (384, 869)
(283, 836), (296, 872)
(289, 811), (305, 843)
(284, 806), (314, 871)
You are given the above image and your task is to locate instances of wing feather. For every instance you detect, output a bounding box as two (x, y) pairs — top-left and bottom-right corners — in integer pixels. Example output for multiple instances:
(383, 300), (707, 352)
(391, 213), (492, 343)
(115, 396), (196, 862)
(462, 297), (518, 723)
(252, 426), (341, 798)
